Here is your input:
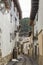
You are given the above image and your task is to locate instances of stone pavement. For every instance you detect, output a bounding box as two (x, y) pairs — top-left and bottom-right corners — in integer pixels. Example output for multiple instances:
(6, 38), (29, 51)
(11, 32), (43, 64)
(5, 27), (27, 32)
(29, 57), (38, 65)
(7, 54), (38, 65)
(16, 55), (32, 65)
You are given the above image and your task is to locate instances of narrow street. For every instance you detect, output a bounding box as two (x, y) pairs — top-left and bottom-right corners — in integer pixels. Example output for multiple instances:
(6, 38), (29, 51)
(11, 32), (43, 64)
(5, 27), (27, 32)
(7, 54), (38, 65)
(17, 54), (32, 65)
(0, 0), (43, 65)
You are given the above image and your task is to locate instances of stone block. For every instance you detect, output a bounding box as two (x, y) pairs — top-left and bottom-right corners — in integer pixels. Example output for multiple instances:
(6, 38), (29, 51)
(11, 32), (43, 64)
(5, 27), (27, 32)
(0, 53), (13, 65)
(38, 55), (43, 65)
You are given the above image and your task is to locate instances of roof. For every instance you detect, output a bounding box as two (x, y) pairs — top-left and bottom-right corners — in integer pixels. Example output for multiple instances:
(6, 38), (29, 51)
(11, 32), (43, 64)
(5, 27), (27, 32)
(13, 0), (22, 19)
(3, 0), (22, 19)
(30, 0), (39, 24)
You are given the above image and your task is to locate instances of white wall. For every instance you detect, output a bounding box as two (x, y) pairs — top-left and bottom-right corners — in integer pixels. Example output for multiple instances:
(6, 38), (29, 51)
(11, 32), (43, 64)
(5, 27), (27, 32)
(34, 0), (43, 34)
(0, 1), (19, 57)
(0, 11), (11, 57)
(38, 0), (43, 33)
(34, 21), (38, 36)
(0, 11), (15, 57)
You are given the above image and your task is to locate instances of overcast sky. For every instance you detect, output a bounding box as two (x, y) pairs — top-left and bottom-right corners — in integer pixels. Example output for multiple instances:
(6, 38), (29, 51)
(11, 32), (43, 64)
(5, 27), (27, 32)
(19, 0), (31, 18)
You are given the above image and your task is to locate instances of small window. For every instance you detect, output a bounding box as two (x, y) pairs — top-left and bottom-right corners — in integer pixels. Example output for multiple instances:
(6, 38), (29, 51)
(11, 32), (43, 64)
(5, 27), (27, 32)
(10, 14), (12, 23)
(15, 17), (17, 21)
(10, 33), (12, 42)
(0, 28), (2, 33)
(10, 14), (12, 17)
(36, 14), (38, 21)
(10, 33), (15, 42)
(14, 31), (16, 37)
(0, 49), (2, 57)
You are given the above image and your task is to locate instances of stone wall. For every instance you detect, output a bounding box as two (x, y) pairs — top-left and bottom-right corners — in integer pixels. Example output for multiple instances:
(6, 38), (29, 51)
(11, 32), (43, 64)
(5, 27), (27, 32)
(38, 55), (43, 65)
(0, 53), (13, 65)
(38, 30), (43, 55)
(38, 30), (43, 65)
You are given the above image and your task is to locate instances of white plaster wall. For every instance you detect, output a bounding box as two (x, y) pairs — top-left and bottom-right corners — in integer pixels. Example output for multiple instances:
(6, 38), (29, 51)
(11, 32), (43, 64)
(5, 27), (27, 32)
(0, 1), (19, 57)
(0, 11), (18, 57)
(0, 12), (10, 57)
(0, 11), (15, 57)
(34, 21), (38, 36)
(38, 0), (43, 33)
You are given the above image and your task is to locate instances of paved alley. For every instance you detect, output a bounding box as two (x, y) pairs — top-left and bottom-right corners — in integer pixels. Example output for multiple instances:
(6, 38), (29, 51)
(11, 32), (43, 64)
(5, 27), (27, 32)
(18, 54), (38, 65)
(7, 54), (38, 65)
(16, 54), (32, 65)
(0, 0), (43, 65)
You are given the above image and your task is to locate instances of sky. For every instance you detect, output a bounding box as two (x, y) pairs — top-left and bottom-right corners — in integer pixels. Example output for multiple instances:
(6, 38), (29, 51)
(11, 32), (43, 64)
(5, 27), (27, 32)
(19, 0), (31, 18)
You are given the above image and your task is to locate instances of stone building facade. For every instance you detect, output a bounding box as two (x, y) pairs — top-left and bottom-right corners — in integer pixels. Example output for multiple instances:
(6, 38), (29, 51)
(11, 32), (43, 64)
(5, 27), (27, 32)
(30, 0), (43, 65)
(31, 0), (43, 65)
(37, 0), (43, 65)
(0, 0), (22, 65)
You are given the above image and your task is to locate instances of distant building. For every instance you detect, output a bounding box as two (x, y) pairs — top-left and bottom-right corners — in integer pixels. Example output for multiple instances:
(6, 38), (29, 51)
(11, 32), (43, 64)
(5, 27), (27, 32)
(0, 0), (22, 65)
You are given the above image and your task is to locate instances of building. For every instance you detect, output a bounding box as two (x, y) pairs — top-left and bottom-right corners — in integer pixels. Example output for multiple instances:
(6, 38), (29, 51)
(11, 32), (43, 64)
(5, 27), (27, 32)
(18, 18), (33, 56)
(0, 0), (22, 65)
(23, 36), (33, 55)
(34, 14), (39, 57)
(30, 0), (43, 65)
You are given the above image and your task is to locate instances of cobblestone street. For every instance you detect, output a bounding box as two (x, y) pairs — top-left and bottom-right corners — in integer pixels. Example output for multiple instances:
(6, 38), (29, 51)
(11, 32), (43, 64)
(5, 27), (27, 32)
(17, 54), (38, 65)
(17, 54), (32, 65)
(7, 54), (38, 65)
(0, 0), (43, 65)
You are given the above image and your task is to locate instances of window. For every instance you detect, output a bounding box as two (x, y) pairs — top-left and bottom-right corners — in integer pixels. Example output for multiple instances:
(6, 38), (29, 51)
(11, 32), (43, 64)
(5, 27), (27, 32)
(10, 33), (12, 42)
(10, 13), (12, 23)
(10, 33), (15, 42)
(15, 17), (17, 21)
(0, 28), (2, 33)
(14, 31), (16, 37)
(0, 49), (2, 57)
(36, 13), (38, 21)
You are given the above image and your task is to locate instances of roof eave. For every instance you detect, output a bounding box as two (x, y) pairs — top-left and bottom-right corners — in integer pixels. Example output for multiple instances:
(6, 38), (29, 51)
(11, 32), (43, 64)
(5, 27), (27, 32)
(13, 0), (22, 19)
(30, 0), (39, 25)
